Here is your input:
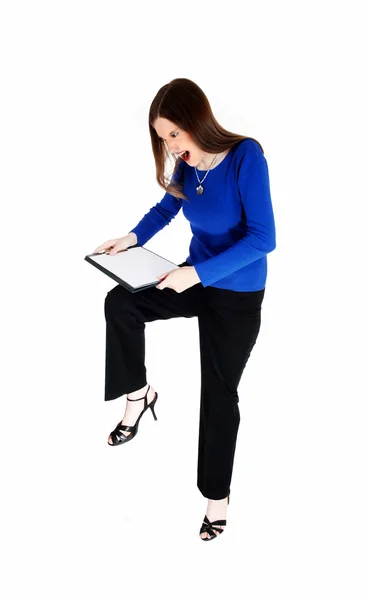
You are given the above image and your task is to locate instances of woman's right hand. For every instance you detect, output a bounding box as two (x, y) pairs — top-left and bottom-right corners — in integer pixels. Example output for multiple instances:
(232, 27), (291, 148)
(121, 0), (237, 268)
(93, 232), (138, 255)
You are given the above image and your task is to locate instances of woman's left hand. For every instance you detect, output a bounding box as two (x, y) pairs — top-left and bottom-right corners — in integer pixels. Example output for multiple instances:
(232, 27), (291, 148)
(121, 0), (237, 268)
(156, 266), (201, 293)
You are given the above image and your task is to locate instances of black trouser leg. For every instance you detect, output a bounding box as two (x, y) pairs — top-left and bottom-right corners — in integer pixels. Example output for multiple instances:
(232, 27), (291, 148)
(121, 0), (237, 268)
(103, 262), (200, 401)
(196, 286), (265, 499)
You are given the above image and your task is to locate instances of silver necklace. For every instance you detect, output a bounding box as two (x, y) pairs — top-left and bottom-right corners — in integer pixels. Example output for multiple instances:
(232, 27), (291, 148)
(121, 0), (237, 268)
(194, 153), (219, 194)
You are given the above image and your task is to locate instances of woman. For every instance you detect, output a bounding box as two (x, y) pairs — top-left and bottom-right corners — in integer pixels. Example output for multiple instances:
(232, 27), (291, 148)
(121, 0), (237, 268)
(93, 78), (276, 541)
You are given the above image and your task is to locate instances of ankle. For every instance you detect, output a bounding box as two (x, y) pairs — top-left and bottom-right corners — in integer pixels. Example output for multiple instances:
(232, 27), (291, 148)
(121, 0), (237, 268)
(207, 496), (229, 505)
(127, 383), (149, 400)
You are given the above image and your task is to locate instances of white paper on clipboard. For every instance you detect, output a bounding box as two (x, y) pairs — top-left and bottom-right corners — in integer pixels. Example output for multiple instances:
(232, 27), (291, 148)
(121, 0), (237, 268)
(86, 246), (179, 289)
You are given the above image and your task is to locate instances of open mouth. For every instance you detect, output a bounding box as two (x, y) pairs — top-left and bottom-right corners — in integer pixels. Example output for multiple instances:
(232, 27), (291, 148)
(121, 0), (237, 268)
(180, 150), (190, 161)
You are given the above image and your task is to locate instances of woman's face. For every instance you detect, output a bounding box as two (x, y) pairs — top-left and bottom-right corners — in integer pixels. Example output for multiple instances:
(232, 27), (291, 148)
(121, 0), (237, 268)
(153, 117), (202, 166)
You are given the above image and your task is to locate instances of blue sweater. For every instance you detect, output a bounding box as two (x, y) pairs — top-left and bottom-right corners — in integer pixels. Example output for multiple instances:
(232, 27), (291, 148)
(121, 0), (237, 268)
(130, 138), (276, 291)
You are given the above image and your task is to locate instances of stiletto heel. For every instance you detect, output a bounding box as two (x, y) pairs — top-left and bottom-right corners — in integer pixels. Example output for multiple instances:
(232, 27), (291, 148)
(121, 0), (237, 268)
(108, 384), (158, 446)
(149, 398), (158, 421)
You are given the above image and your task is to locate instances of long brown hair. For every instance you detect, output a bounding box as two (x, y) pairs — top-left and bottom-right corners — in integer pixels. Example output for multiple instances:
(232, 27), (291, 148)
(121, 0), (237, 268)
(148, 78), (264, 201)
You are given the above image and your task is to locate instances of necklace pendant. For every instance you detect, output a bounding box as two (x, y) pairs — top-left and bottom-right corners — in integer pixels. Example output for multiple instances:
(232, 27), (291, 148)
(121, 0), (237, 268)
(196, 185), (204, 195)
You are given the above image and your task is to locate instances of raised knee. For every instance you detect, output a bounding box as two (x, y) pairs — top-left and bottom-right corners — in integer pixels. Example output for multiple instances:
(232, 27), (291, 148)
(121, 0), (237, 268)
(104, 285), (130, 317)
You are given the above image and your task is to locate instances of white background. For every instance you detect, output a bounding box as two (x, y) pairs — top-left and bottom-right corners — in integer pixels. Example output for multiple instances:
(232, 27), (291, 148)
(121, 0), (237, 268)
(1, 1), (364, 598)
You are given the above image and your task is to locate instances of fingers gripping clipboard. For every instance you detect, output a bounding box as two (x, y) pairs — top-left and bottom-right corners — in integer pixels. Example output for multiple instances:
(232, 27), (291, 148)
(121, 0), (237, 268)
(84, 244), (180, 293)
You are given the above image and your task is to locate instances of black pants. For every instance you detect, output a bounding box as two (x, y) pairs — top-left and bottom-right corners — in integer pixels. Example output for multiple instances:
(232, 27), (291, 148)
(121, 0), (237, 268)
(104, 261), (265, 500)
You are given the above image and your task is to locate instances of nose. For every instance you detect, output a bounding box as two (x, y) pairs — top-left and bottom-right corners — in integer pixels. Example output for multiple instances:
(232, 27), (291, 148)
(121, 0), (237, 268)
(165, 141), (178, 154)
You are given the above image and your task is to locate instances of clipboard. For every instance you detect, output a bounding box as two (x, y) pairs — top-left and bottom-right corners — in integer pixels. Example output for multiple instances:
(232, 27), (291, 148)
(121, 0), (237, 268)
(84, 244), (180, 293)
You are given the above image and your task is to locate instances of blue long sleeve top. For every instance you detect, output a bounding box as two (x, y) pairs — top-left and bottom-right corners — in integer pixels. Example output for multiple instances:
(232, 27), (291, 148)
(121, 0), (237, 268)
(130, 138), (276, 291)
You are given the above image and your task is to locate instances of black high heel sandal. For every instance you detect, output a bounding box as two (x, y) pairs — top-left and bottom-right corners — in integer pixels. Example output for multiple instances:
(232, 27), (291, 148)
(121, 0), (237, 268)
(199, 494), (230, 541)
(108, 384), (158, 446)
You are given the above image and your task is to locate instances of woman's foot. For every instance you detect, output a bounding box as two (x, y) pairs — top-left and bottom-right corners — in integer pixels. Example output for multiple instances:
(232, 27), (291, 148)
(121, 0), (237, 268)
(199, 496), (229, 540)
(108, 384), (157, 445)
